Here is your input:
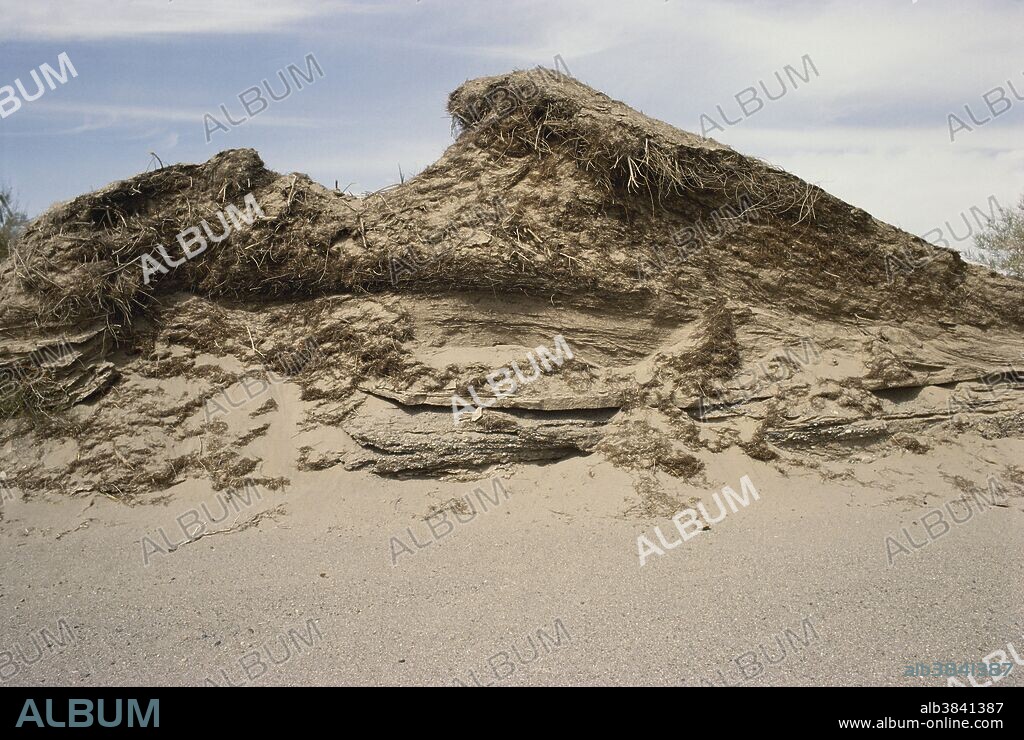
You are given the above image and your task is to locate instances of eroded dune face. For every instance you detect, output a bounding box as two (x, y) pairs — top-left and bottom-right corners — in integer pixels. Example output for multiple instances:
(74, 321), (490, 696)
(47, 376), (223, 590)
(2, 69), (1023, 503)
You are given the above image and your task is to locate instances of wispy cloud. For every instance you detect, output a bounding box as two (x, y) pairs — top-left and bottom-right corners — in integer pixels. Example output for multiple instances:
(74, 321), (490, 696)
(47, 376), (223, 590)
(421, 0), (1024, 106)
(12, 100), (333, 132)
(0, 0), (381, 40)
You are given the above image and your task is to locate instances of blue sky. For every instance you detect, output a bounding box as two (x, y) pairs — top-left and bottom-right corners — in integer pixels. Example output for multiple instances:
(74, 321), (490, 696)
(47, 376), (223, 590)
(1, 0), (1022, 253)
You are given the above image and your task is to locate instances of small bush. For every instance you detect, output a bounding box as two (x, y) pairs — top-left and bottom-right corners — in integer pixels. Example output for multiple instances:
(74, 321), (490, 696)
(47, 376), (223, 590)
(0, 185), (29, 262)
(975, 193), (1024, 278)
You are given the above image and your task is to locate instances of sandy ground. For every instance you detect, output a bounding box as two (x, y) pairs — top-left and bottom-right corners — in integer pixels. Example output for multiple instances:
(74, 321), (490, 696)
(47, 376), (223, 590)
(2, 423), (1022, 687)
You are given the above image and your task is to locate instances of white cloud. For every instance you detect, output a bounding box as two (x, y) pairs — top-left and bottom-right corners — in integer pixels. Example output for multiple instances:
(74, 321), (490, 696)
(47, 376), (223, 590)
(13, 100), (332, 131)
(421, 0), (1024, 111)
(0, 0), (376, 40)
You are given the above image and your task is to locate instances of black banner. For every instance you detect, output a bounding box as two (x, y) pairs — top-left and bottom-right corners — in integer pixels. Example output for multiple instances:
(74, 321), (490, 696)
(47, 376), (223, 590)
(0, 687), (1017, 731)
